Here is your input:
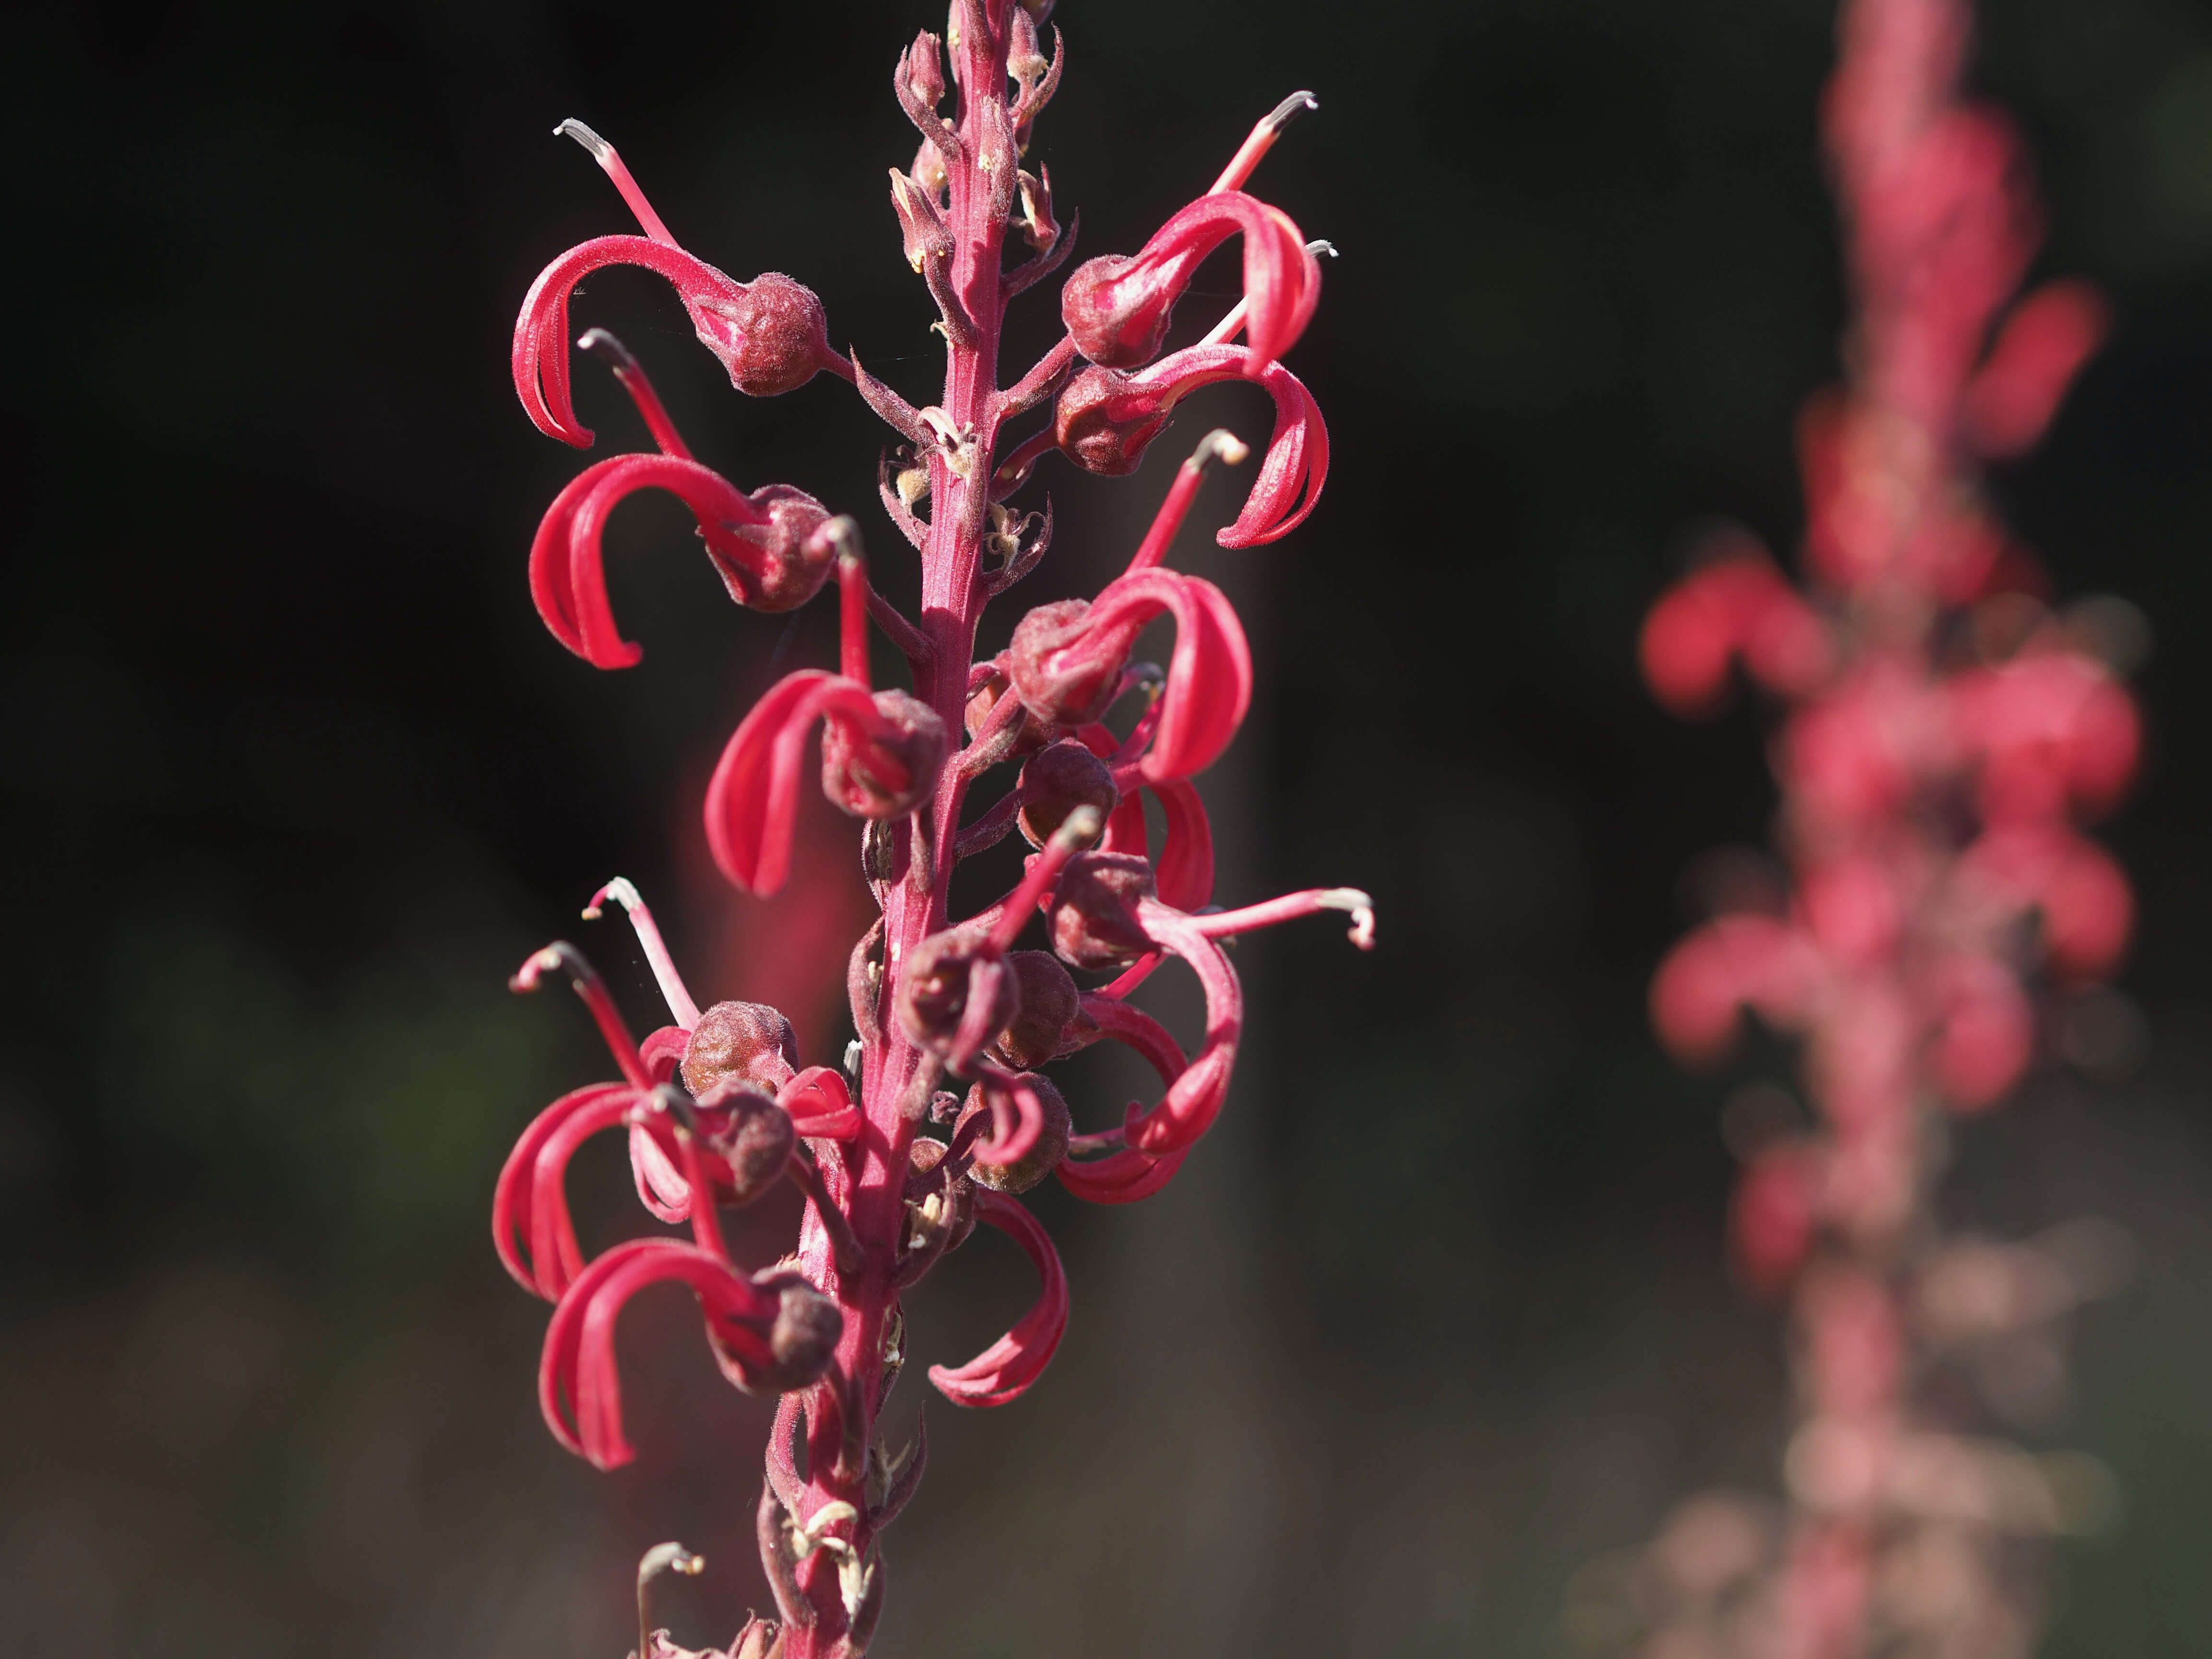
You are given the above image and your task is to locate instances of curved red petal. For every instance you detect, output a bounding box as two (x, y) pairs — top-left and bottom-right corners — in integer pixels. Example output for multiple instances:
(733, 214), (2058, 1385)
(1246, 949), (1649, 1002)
(528, 1087), (650, 1299)
(704, 670), (881, 896)
(926, 1191), (1069, 1407)
(493, 1082), (637, 1298)
(567, 454), (769, 669)
(1082, 570), (1251, 782)
(513, 235), (745, 446)
(1218, 361), (1328, 547)
(778, 1065), (863, 1140)
(1119, 908), (1244, 1157)
(538, 1238), (780, 1469)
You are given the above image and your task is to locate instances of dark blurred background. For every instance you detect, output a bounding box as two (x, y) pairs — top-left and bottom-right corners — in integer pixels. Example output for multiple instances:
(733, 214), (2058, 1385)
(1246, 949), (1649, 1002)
(8, 0), (2212, 1653)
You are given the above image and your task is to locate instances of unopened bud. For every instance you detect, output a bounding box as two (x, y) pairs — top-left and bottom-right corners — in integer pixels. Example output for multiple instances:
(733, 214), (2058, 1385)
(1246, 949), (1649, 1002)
(683, 1001), (802, 1096)
(990, 950), (1084, 1070)
(906, 30), (946, 109)
(911, 139), (949, 200)
(1047, 851), (1158, 970)
(1016, 166), (1058, 254)
(694, 1078), (797, 1204)
(1009, 7), (1047, 86)
(1017, 739), (1118, 848)
(955, 1075), (1072, 1193)
(889, 168), (952, 273)
(821, 691), (948, 818)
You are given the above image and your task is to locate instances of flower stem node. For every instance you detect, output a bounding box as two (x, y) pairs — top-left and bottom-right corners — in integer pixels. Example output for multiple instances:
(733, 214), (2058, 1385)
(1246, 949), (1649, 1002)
(683, 1002), (802, 1098)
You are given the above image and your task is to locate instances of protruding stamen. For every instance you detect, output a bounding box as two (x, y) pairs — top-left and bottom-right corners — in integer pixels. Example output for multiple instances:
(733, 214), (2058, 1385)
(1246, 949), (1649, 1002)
(648, 1083), (732, 1261)
(556, 118), (680, 248)
(576, 329), (691, 459)
(636, 1542), (705, 1659)
(583, 876), (703, 1031)
(828, 520), (870, 687)
(1188, 886), (1375, 949)
(988, 807), (1103, 952)
(1126, 429), (1251, 574)
(1210, 91), (1319, 194)
(1201, 239), (1337, 347)
(511, 941), (652, 1088)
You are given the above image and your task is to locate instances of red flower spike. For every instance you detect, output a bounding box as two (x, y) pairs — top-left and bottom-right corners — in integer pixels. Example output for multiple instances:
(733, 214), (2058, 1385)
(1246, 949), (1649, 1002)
(926, 1191), (1069, 1408)
(1634, 11), (2139, 1651)
(1053, 348), (1328, 546)
(499, 24), (1366, 1647)
(539, 1238), (822, 1468)
(1008, 570), (1251, 782)
(1061, 189), (1320, 376)
(704, 668), (947, 896)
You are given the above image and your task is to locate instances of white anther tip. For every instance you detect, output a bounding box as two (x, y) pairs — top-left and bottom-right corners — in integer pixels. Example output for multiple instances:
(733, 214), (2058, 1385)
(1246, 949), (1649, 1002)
(1269, 91), (1320, 129)
(584, 876), (644, 920)
(554, 118), (613, 160)
(1057, 805), (1104, 847)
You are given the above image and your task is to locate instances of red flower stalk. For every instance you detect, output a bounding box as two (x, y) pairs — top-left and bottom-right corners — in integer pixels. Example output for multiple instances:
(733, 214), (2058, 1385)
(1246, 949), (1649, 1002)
(1623, 1), (2140, 1654)
(494, 11), (1368, 1654)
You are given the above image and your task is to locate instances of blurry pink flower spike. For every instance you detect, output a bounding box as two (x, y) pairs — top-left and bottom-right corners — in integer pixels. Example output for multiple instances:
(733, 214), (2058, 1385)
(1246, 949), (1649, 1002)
(494, 14), (1363, 1653)
(1628, 0), (2141, 1653)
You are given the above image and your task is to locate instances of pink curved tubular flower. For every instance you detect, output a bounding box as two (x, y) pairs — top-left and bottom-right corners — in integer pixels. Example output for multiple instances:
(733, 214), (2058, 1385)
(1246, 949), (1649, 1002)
(1052, 348), (1328, 546)
(495, 21), (1363, 1651)
(1623, 3), (2143, 1654)
(926, 1190), (1068, 1407)
(1060, 189), (1321, 375)
(1008, 569), (1251, 782)
(513, 121), (847, 448)
(529, 456), (838, 666)
(541, 1238), (840, 1468)
(706, 668), (947, 896)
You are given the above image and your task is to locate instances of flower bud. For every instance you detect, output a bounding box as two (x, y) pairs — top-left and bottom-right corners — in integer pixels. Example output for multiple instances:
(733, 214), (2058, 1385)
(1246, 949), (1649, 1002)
(1016, 166), (1058, 254)
(683, 1001), (802, 1096)
(1053, 363), (1172, 477)
(895, 927), (1022, 1063)
(911, 139), (949, 200)
(907, 1136), (976, 1250)
(956, 1075), (1071, 1193)
(889, 168), (952, 274)
(710, 484), (834, 613)
(1047, 851), (1158, 970)
(1017, 740), (1118, 848)
(990, 950), (1084, 1070)
(749, 1272), (843, 1393)
(693, 272), (835, 398)
(906, 29), (946, 109)
(1009, 6), (1047, 86)
(695, 1078), (796, 1204)
(821, 690), (947, 818)
(966, 662), (1054, 756)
